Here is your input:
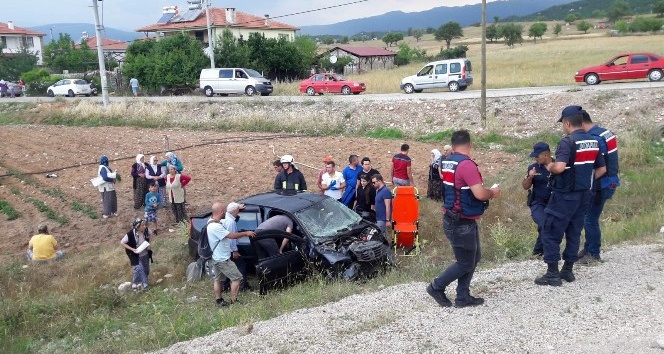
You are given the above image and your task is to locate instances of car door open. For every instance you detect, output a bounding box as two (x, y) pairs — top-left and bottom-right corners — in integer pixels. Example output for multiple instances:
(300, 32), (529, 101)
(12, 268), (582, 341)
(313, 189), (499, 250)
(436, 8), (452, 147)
(251, 230), (306, 294)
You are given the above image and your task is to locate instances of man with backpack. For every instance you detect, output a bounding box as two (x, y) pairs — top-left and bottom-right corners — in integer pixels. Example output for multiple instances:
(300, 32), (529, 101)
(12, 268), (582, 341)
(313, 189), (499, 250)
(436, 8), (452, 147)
(206, 202), (255, 307)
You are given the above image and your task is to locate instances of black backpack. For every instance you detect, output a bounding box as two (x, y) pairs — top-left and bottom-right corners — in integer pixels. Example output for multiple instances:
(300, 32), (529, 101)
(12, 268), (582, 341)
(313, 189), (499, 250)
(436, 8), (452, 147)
(197, 220), (220, 260)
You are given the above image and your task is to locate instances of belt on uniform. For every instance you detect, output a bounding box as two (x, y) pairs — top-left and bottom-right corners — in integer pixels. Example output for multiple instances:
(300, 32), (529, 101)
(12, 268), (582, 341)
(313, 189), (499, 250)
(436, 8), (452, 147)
(444, 210), (474, 225)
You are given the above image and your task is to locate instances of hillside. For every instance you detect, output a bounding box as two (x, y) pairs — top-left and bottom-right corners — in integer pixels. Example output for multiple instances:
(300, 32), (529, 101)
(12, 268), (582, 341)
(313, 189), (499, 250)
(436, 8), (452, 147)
(299, 0), (576, 36)
(29, 23), (142, 43)
(509, 0), (658, 21)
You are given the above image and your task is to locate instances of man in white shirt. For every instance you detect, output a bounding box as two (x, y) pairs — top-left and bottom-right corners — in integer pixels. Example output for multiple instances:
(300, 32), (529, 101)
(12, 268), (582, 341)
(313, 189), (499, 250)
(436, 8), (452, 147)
(207, 202), (255, 306)
(321, 161), (346, 201)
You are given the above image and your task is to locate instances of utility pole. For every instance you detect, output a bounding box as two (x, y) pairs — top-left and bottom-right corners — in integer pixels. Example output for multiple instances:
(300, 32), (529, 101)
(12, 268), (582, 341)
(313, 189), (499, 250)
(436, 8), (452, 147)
(50, 26), (55, 43)
(91, 0), (110, 107)
(480, 0), (487, 125)
(189, 0), (215, 68)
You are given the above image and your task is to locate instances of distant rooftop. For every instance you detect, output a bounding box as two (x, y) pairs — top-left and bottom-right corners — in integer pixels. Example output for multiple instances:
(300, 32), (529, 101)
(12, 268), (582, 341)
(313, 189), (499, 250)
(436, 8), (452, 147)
(0, 21), (46, 36)
(136, 7), (298, 32)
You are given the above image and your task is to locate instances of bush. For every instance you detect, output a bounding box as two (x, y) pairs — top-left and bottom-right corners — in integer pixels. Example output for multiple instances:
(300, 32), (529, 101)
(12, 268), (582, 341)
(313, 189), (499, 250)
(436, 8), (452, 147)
(629, 17), (664, 32)
(27, 75), (60, 96)
(438, 45), (469, 60)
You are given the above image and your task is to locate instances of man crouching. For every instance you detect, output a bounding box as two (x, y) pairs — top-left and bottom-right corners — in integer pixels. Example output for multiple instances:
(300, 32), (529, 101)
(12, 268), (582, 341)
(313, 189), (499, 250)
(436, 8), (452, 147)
(208, 202), (256, 306)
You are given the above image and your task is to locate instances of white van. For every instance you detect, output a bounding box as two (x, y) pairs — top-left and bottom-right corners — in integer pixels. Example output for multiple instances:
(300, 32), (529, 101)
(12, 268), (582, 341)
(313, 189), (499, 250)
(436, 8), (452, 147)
(199, 68), (273, 97)
(400, 58), (473, 93)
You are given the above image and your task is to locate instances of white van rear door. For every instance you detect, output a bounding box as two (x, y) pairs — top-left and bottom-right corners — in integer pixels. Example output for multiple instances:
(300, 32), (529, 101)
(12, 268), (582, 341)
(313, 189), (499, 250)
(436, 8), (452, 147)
(432, 63), (448, 88)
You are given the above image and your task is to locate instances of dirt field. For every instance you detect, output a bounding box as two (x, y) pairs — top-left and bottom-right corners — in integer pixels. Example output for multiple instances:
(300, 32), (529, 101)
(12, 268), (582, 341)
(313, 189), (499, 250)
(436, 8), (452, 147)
(0, 125), (518, 259)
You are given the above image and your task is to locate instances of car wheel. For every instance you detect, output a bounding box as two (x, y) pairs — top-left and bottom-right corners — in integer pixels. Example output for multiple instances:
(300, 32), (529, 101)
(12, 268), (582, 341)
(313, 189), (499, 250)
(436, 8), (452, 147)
(403, 83), (414, 94)
(648, 69), (663, 82)
(458, 86), (467, 91)
(204, 86), (214, 97)
(47, 90), (54, 97)
(448, 81), (459, 92)
(67, 90), (75, 97)
(584, 73), (600, 85)
(245, 86), (256, 96)
(341, 86), (351, 95)
(306, 87), (316, 96)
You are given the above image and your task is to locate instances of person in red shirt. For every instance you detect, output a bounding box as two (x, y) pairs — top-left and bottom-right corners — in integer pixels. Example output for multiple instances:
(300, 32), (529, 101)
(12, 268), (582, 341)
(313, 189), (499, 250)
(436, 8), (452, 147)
(426, 130), (500, 308)
(390, 143), (414, 186)
(165, 165), (191, 224)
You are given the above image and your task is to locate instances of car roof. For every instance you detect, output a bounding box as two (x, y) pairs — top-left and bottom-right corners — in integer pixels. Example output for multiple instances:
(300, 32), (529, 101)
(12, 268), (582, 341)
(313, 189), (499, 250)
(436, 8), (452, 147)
(239, 191), (327, 213)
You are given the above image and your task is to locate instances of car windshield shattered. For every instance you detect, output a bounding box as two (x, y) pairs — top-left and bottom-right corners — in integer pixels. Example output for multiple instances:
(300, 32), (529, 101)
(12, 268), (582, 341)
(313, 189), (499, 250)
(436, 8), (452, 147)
(294, 198), (362, 238)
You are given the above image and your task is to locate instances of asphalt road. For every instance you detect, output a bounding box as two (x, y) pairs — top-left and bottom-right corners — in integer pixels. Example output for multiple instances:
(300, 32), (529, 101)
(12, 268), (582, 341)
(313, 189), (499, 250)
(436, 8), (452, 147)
(6, 80), (664, 104)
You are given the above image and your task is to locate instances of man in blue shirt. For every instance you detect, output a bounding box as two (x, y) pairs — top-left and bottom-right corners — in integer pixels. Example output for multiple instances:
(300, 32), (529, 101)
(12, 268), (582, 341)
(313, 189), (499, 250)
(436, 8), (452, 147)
(207, 202), (255, 306)
(372, 174), (392, 242)
(521, 142), (553, 257)
(340, 155), (361, 208)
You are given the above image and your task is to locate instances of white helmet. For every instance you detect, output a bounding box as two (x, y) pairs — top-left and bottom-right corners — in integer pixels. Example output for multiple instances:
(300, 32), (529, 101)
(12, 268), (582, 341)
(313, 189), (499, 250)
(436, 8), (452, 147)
(280, 155), (294, 164)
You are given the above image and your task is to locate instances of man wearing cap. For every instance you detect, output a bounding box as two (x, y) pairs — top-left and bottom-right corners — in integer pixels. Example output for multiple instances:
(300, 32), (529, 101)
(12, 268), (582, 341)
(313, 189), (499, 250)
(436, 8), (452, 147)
(578, 109), (620, 265)
(535, 106), (606, 286)
(317, 156), (334, 194)
(27, 225), (65, 261)
(522, 142), (553, 257)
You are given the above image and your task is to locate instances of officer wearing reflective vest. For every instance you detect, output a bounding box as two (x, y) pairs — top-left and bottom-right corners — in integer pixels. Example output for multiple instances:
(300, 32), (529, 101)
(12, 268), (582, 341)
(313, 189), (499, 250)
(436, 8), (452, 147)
(426, 130), (500, 308)
(578, 108), (620, 264)
(535, 106), (606, 287)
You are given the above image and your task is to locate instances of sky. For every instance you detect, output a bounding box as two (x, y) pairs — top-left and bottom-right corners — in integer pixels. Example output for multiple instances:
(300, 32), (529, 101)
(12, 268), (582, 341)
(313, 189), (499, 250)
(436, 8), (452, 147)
(4, 0), (488, 31)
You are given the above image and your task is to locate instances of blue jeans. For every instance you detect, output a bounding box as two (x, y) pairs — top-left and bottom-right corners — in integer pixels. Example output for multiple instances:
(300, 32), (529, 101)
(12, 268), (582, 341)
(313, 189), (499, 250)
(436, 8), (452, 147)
(530, 201), (547, 254)
(432, 216), (480, 300)
(541, 191), (592, 264)
(582, 188), (616, 257)
(132, 254), (150, 287)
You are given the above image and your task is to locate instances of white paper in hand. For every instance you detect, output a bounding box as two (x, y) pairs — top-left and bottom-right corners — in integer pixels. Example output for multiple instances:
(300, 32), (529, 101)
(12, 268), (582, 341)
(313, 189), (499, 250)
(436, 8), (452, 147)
(491, 183), (500, 189)
(135, 241), (150, 254)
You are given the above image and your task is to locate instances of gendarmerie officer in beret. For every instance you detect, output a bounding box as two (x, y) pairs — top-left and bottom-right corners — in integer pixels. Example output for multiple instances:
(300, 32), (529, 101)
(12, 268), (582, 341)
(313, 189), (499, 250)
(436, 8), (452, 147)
(522, 142), (553, 257)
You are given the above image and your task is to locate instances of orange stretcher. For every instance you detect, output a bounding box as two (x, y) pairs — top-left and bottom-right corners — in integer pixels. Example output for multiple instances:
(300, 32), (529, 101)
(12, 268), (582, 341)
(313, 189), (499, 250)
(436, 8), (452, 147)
(391, 186), (420, 256)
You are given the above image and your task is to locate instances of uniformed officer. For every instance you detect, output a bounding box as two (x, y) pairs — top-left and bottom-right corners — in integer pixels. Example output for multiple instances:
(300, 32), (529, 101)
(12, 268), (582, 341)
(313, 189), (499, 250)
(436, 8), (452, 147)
(522, 142), (553, 257)
(578, 109), (620, 265)
(426, 130), (500, 307)
(535, 106), (606, 286)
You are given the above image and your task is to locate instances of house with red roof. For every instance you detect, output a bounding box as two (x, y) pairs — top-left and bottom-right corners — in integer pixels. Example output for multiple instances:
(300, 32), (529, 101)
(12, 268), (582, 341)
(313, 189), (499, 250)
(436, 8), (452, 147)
(0, 21), (46, 65)
(76, 36), (129, 64)
(324, 45), (396, 74)
(136, 7), (298, 46)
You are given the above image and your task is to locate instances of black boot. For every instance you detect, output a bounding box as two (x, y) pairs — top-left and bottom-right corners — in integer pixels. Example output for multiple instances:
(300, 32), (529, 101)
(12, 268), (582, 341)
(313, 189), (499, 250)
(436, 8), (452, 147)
(560, 261), (575, 282)
(534, 262), (562, 286)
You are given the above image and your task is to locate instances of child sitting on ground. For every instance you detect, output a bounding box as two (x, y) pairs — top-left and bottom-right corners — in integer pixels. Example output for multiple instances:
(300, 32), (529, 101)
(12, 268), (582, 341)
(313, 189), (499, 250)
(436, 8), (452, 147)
(144, 183), (162, 236)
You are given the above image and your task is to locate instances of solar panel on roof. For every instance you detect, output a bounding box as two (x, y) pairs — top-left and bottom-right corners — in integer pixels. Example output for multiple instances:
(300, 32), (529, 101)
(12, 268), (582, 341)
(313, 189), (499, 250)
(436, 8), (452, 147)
(157, 13), (176, 24)
(175, 9), (202, 22)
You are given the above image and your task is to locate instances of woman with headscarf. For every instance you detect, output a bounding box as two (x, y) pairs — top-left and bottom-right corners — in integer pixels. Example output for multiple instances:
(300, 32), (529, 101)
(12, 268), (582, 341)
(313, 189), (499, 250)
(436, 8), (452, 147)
(165, 164), (191, 224)
(160, 152), (183, 173)
(427, 149), (443, 201)
(97, 155), (118, 218)
(145, 155), (167, 207)
(131, 154), (148, 209)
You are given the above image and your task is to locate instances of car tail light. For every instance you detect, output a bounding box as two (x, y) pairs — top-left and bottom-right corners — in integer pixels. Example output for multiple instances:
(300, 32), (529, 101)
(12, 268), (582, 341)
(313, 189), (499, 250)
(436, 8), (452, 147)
(461, 66), (466, 79)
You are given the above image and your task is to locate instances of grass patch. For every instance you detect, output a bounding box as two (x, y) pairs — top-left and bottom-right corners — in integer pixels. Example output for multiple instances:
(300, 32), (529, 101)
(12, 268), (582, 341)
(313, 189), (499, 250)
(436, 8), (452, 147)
(417, 130), (454, 143)
(71, 201), (99, 219)
(42, 188), (66, 201)
(0, 200), (20, 220)
(365, 127), (406, 139)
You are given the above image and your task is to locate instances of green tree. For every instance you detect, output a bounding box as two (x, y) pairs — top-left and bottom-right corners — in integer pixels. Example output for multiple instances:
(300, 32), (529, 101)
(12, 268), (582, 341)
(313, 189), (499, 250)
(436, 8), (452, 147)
(43, 34), (97, 73)
(214, 29), (251, 68)
(607, 0), (631, 23)
(614, 20), (630, 33)
(553, 23), (563, 36)
(576, 20), (592, 34)
(294, 35), (319, 68)
(486, 24), (500, 42)
(629, 17), (664, 32)
(339, 36), (350, 44)
(493, 15), (500, 24)
(412, 29), (425, 42)
(123, 33), (208, 90)
(425, 27), (436, 34)
(528, 22), (547, 43)
(435, 21), (464, 50)
(592, 9), (607, 19)
(0, 49), (38, 81)
(565, 13), (580, 24)
(653, 0), (664, 17)
(321, 36), (334, 45)
(382, 32), (403, 47)
(499, 23), (523, 47)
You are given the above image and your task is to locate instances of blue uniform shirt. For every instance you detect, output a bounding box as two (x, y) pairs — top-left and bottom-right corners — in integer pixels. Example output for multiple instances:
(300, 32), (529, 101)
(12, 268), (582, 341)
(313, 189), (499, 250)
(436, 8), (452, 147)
(375, 185), (392, 222)
(526, 163), (552, 203)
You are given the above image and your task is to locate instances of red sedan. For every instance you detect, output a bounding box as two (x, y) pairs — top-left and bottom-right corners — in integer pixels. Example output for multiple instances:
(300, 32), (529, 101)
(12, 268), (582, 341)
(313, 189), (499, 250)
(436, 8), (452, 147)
(299, 73), (366, 96)
(575, 52), (664, 85)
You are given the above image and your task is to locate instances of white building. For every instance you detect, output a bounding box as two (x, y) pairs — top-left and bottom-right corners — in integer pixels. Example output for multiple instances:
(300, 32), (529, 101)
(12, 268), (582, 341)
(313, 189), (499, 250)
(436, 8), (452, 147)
(0, 21), (46, 65)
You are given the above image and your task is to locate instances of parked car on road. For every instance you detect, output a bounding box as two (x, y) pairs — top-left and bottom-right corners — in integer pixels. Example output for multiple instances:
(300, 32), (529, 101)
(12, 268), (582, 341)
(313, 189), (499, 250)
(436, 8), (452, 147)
(0, 82), (23, 97)
(188, 191), (392, 294)
(575, 52), (664, 85)
(46, 79), (93, 97)
(400, 58), (473, 93)
(299, 73), (366, 96)
(199, 68), (273, 97)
